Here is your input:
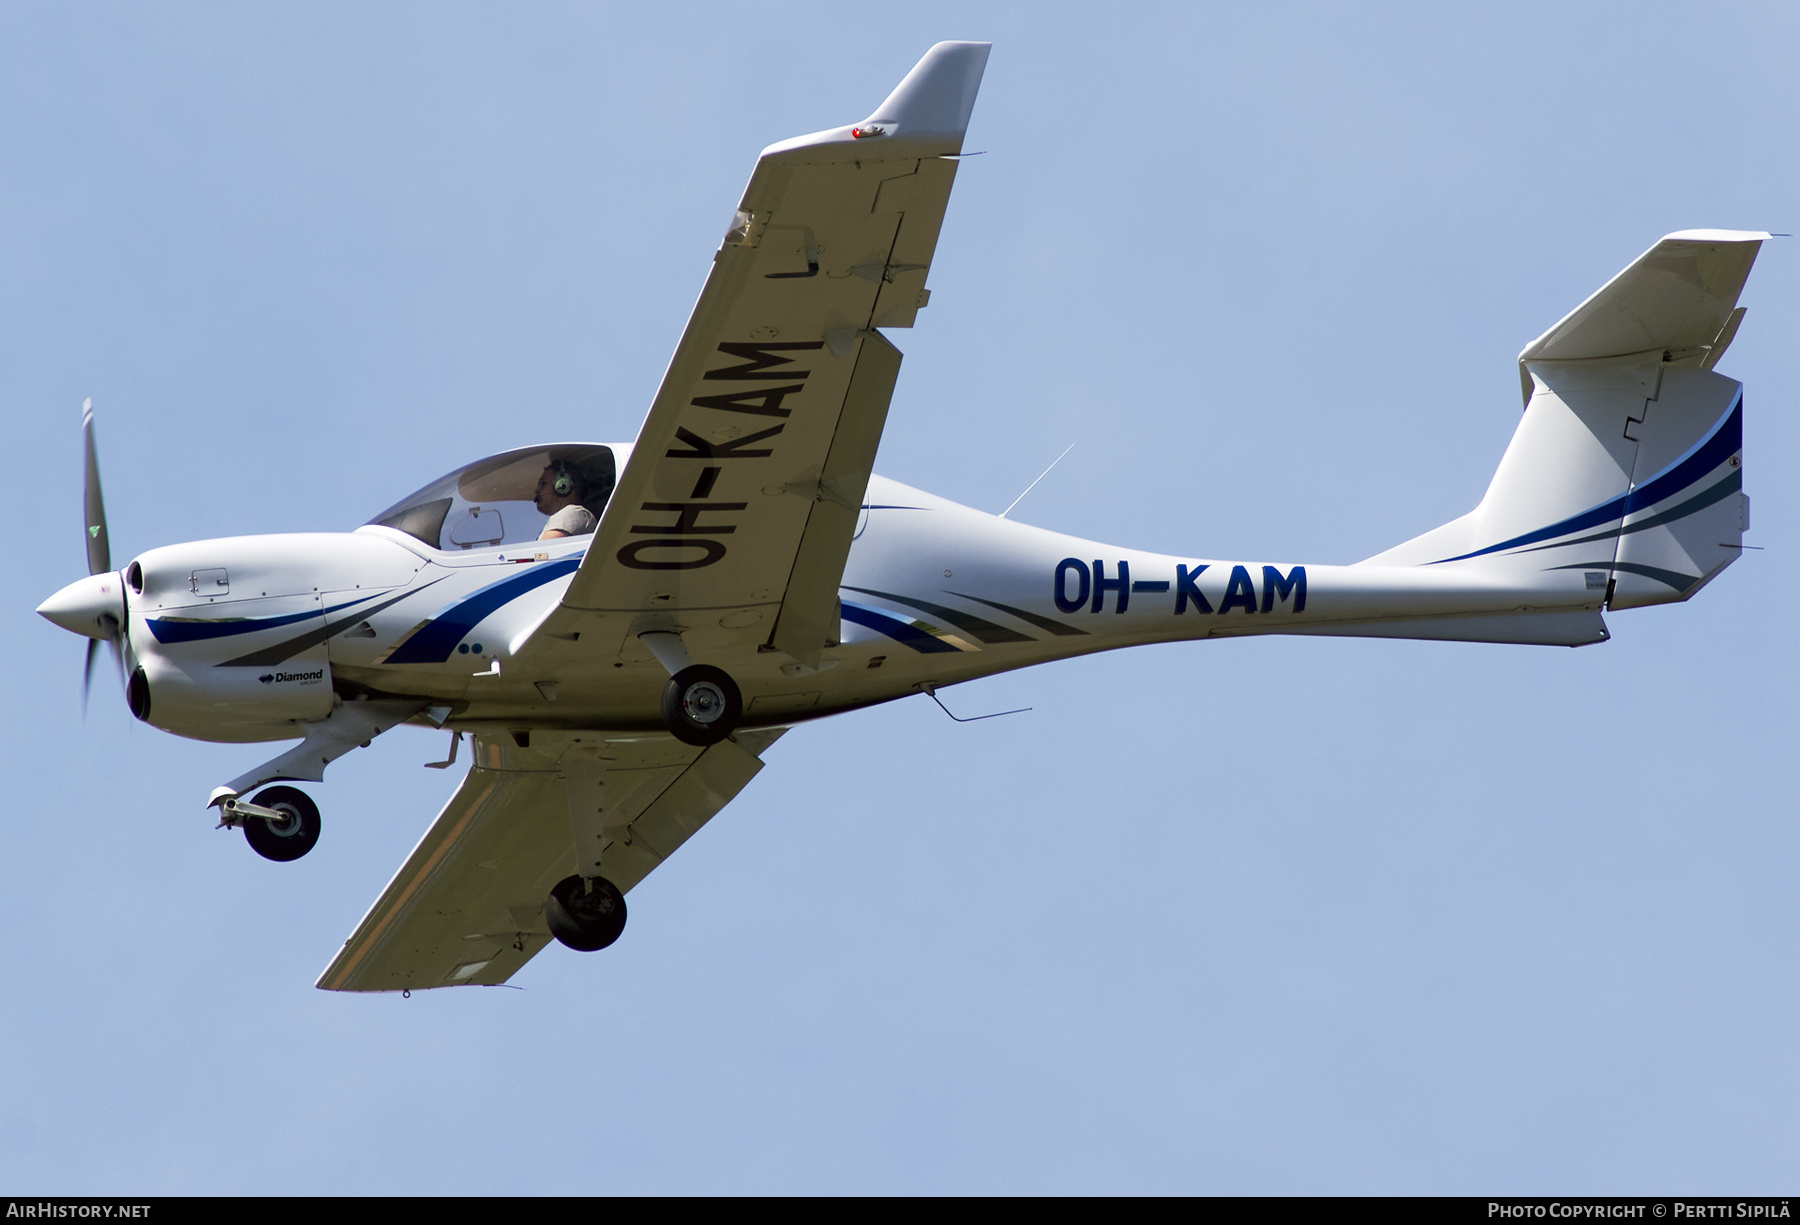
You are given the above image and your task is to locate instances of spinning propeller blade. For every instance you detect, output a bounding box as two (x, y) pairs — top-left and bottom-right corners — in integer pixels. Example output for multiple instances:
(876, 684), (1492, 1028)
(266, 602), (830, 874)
(72, 398), (124, 718)
(83, 638), (99, 716)
(82, 398), (110, 576)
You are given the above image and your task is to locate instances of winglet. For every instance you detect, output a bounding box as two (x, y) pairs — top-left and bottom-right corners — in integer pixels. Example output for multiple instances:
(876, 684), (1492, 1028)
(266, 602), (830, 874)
(762, 41), (991, 159)
(861, 41), (991, 147)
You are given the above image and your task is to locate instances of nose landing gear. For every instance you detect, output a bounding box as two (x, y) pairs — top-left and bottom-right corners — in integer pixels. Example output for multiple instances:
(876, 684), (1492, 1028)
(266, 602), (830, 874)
(220, 785), (322, 862)
(545, 874), (627, 951)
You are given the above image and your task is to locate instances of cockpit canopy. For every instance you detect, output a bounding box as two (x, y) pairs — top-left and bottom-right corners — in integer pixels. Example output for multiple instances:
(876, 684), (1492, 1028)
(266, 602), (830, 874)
(366, 443), (618, 551)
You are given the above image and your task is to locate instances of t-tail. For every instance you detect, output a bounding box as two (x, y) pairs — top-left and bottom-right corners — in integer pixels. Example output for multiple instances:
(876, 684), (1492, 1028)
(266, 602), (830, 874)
(1353, 229), (1764, 643)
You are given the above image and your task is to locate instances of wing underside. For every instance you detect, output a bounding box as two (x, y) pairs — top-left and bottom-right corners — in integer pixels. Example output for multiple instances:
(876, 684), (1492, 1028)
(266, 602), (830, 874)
(317, 728), (783, 992)
(512, 42), (990, 677)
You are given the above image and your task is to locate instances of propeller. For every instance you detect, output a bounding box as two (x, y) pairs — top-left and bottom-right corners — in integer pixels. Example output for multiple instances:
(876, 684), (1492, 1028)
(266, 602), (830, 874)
(79, 398), (122, 713)
(38, 398), (131, 716)
(83, 398), (110, 576)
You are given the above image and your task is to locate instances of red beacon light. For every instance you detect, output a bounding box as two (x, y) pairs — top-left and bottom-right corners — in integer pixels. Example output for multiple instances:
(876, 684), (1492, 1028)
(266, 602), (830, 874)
(850, 124), (886, 139)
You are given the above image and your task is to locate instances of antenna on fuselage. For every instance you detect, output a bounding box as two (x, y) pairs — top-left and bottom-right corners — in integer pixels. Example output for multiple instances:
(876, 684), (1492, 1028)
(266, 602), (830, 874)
(918, 682), (1030, 723)
(997, 442), (1074, 519)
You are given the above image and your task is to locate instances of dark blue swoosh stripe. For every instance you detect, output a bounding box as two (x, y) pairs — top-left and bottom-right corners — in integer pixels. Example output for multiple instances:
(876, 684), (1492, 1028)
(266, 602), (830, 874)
(1624, 398), (1743, 515)
(147, 591), (383, 644)
(839, 600), (960, 654)
(1514, 469), (1743, 555)
(384, 558), (581, 664)
(1432, 397), (1742, 564)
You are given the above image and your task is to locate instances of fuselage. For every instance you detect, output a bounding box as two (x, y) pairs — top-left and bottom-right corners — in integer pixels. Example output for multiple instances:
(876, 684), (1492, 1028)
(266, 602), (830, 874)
(43, 455), (1606, 748)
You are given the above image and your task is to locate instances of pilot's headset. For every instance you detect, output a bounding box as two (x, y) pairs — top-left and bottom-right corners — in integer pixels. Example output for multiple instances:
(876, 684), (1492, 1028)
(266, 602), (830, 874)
(548, 460), (583, 502)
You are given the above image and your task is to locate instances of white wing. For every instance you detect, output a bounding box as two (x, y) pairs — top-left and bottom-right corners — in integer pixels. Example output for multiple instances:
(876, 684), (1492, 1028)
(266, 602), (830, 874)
(515, 42), (990, 674)
(317, 728), (782, 992)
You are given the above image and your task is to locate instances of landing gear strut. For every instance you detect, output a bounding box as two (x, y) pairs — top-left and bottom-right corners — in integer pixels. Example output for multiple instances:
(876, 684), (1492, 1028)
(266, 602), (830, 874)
(660, 664), (742, 746)
(545, 874), (627, 951)
(233, 785), (322, 862)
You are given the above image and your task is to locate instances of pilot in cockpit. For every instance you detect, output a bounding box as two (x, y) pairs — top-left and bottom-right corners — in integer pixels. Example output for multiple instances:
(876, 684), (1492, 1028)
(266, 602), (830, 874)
(535, 462), (598, 540)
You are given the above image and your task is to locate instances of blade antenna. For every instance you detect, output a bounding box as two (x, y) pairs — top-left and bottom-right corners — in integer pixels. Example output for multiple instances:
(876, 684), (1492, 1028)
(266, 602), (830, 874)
(998, 442), (1074, 519)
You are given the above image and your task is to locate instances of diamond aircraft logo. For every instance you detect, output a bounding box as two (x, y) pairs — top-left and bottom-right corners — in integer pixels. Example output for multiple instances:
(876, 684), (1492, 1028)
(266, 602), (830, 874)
(259, 669), (323, 685)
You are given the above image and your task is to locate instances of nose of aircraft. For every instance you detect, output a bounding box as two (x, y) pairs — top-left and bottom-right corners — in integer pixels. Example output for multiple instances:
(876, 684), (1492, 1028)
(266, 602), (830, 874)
(38, 572), (126, 640)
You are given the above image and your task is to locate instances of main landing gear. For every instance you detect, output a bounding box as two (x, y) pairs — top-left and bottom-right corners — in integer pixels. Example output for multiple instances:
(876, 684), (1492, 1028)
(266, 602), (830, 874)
(219, 785), (322, 862)
(545, 874), (627, 951)
(541, 640), (735, 954)
(660, 664), (742, 746)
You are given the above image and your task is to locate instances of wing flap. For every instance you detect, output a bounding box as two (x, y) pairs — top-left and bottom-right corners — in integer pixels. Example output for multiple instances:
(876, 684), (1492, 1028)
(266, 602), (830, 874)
(596, 733), (772, 889)
(767, 330), (903, 667)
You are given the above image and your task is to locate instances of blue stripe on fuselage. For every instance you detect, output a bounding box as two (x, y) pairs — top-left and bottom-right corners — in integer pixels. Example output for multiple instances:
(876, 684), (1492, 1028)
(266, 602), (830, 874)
(383, 557), (581, 664)
(839, 600), (961, 654)
(147, 591), (384, 644)
(1431, 396), (1742, 565)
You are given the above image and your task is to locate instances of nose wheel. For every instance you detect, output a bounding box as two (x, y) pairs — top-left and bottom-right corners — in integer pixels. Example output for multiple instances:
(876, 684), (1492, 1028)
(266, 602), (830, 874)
(545, 874), (627, 951)
(660, 664), (742, 746)
(235, 785), (322, 862)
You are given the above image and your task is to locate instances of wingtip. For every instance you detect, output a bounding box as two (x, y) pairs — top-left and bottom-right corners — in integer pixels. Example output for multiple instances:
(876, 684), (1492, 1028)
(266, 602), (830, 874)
(760, 42), (993, 161)
(1660, 228), (1773, 244)
(862, 40), (992, 140)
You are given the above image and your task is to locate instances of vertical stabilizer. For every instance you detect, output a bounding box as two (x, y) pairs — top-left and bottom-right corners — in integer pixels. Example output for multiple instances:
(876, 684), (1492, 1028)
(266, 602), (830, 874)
(1363, 231), (1759, 610)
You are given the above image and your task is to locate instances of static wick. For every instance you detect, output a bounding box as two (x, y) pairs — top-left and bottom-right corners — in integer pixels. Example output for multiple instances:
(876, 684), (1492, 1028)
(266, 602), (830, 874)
(920, 682), (1030, 723)
(999, 442), (1075, 519)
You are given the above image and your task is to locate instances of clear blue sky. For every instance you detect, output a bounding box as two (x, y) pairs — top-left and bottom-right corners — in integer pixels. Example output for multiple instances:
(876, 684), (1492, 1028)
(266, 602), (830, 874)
(5, 1), (1798, 1194)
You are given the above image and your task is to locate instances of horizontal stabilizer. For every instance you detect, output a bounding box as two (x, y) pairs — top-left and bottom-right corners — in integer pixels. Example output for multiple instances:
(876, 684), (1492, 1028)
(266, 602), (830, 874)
(1519, 230), (1768, 377)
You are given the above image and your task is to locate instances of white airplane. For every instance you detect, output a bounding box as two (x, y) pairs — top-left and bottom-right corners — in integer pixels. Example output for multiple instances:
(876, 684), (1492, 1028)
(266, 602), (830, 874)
(38, 42), (1765, 992)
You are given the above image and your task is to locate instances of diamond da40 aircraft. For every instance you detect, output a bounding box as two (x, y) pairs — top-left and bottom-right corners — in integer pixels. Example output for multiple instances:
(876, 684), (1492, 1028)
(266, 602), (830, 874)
(38, 43), (1766, 991)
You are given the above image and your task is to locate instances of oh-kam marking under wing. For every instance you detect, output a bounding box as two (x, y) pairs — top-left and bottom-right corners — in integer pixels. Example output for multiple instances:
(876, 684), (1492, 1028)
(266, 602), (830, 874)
(518, 42), (990, 680)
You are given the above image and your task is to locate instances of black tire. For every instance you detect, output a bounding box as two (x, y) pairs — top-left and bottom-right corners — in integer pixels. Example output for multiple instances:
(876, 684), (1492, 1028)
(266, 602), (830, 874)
(544, 874), (627, 951)
(659, 664), (742, 746)
(242, 785), (321, 862)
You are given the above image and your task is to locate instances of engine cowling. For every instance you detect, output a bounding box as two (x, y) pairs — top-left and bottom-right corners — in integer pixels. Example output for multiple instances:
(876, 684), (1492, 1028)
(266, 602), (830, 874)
(116, 533), (421, 743)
